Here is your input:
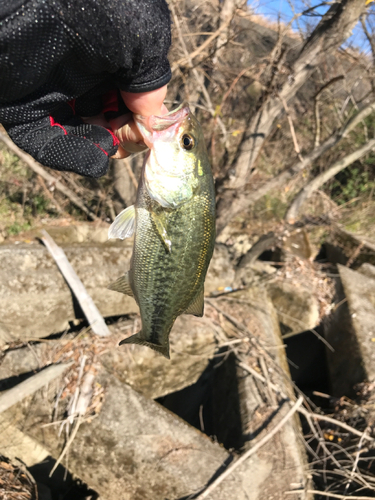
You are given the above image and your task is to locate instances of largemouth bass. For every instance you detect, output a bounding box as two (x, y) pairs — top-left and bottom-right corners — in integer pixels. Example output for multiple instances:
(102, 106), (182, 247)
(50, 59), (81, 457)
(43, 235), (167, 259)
(108, 103), (216, 359)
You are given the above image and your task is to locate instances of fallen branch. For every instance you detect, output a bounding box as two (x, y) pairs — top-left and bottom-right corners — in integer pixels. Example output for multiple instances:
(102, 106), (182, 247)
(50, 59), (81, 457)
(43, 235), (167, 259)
(195, 396), (304, 500)
(285, 137), (375, 223)
(41, 230), (110, 337)
(50, 366), (96, 477)
(0, 130), (100, 221)
(0, 363), (73, 414)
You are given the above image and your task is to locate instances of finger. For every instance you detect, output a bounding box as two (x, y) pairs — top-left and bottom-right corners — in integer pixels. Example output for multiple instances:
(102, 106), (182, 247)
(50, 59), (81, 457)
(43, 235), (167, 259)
(110, 115), (148, 153)
(111, 144), (131, 159)
(120, 85), (168, 116)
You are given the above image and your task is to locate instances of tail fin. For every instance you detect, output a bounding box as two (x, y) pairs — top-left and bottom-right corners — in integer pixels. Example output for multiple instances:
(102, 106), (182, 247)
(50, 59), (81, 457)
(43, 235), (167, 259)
(119, 333), (170, 359)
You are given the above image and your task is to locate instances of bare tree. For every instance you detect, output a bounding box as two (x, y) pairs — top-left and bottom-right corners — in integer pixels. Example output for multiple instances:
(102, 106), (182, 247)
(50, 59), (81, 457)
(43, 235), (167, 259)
(215, 0), (367, 233)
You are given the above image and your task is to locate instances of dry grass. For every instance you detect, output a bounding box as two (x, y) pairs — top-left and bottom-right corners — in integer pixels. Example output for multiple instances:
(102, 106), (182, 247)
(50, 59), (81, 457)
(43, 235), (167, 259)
(0, 455), (36, 500)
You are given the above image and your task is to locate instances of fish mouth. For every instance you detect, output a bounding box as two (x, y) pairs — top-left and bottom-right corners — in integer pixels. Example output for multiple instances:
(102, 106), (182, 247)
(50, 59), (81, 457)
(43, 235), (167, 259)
(135, 103), (190, 133)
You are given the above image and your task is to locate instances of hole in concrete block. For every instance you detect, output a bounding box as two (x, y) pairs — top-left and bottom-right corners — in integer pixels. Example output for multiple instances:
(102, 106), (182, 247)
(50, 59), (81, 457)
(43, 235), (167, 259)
(283, 324), (330, 396)
(157, 351), (244, 451)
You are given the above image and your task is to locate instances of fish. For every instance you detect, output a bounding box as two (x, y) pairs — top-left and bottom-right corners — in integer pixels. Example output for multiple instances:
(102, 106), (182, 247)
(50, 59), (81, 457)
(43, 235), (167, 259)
(107, 103), (216, 359)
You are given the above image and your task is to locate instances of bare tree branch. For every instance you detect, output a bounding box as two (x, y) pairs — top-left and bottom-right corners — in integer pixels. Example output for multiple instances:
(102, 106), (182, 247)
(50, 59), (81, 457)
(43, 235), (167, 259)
(171, 19), (232, 72)
(280, 95), (304, 161)
(217, 98), (375, 235)
(41, 230), (110, 337)
(314, 75), (345, 148)
(170, 2), (227, 137)
(0, 363), (73, 414)
(0, 130), (100, 221)
(285, 137), (375, 223)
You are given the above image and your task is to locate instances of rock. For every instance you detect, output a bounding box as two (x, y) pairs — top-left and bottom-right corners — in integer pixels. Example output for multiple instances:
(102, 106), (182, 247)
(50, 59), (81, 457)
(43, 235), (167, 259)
(0, 315), (217, 401)
(0, 241), (235, 342)
(326, 228), (375, 267)
(358, 262), (375, 280)
(0, 241), (137, 341)
(0, 288), (310, 499)
(282, 228), (312, 260)
(204, 288), (311, 498)
(267, 281), (320, 336)
(0, 416), (49, 466)
(325, 265), (375, 396)
(5, 368), (256, 500)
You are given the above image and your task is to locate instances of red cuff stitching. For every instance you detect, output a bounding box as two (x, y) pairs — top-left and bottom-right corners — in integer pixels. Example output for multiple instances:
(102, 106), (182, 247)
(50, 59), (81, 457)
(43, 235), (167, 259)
(49, 116), (68, 135)
(92, 143), (109, 156)
(106, 128), (120, 147)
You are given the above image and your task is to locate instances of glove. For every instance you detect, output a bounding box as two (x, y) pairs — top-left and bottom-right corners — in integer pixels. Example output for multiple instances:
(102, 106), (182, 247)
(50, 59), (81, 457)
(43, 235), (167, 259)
(0, 0), (171, 178)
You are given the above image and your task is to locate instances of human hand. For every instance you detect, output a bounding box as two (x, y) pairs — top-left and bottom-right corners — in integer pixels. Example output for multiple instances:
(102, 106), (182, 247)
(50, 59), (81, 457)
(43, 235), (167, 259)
(81, 85), (169, 158)
(111, 86), (169, 158)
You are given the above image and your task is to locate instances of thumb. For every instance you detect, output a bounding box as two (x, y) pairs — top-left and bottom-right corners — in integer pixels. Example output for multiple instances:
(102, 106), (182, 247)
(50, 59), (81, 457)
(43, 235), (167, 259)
(120, 86), (168, 116)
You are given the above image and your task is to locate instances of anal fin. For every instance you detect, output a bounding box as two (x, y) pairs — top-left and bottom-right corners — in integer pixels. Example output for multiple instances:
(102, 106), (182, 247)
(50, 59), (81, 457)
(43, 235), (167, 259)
(108, 271), (134, 297)
(184, 287), (204, 317)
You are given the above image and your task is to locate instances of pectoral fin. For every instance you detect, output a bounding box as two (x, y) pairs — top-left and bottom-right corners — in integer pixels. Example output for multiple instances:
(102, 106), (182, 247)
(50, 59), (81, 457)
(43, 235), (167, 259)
(108, 272), (134, 297)
(108, 205), (135, 240)
(151, 212), (172, 253)
(184, 287), (205, 317)
(119, 333), (170, 359)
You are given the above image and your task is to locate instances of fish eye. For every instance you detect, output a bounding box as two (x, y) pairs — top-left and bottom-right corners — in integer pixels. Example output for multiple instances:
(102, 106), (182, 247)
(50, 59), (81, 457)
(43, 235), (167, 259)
(181, 134), (195, 150)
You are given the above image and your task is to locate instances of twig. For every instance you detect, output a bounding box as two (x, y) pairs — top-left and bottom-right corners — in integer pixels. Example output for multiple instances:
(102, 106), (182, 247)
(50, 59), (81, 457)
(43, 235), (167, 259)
(124, 158), (138, 189)
(280, 95), (304, 162)
(195, 396), (304, 500)
(170, 2), (227, 138)
(37, 175), (64, 214)
(50, 366), (96, 477)
(361, 13), (375, 66)
(171, 19), (232, 72)
(49, 414), (83, 477)
(41, 230), (110, 337)
(238, 360), (287, 398)
(314, 76), (345, 148)
(0, 363), (73, 414)
(346, 242), (364, 268)
(0, 130), (100, 221)
(306, 491), (375, 499)
(344, 426), (370, 494)
(298, 407), (375, 443)
(68, 355), (87, 425)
